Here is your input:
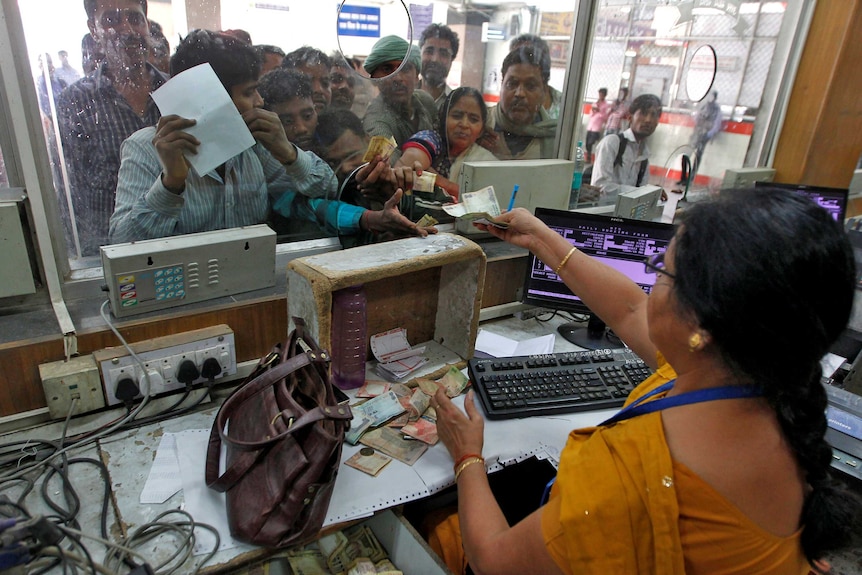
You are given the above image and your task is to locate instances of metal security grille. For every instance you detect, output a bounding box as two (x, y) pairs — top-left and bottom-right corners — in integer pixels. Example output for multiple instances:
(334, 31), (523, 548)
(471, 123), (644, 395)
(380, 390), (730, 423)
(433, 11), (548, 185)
(586, 1), (784, 115)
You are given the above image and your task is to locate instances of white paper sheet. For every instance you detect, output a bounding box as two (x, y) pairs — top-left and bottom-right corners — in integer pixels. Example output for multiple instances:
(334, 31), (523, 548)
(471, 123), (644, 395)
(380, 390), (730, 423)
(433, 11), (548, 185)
(661, 190), (685, 223)
(150, 63), (255, 176)
(175, 429), (253, 556)
(474, 329), (555, 357)
(821, 352), (846, 379)
(139, 433), (182, 504)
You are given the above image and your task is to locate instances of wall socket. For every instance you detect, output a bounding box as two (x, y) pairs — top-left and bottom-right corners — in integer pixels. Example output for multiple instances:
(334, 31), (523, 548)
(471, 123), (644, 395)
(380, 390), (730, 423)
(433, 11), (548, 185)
(92, 325), (237, 407)
(39, 355), (106, 419)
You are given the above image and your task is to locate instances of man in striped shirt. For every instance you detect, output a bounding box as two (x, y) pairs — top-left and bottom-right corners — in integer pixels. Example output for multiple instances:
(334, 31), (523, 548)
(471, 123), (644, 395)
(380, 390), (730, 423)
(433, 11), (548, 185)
(110, 30), (432, 244)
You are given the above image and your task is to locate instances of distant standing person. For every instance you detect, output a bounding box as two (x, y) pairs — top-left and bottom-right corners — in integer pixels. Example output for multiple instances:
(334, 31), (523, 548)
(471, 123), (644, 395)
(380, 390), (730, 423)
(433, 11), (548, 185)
(585, 87), (610, 162)
(604, 87), (629, 136)
(256, 44), (285, 75)
(689, 90), (723, 179)
(148, 19), (171, 74)
(329, 55), (356, 111)
(590, 94), (662, 206)
(418, 23), (459, 109)
(55, 50), (81, 86)
(480, 45), (557, 161)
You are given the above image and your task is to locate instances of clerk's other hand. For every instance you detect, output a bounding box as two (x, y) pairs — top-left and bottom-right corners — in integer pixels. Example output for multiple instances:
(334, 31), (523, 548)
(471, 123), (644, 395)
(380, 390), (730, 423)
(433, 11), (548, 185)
(433, 388), (484, 462)
(243, 108), (298, 165)
(360, 189), (437, 238)
(152, 115), (199, 187)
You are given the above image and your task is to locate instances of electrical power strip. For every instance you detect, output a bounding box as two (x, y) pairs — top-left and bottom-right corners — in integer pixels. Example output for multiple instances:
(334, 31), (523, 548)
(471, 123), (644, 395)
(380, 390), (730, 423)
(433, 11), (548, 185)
(92, 325), (237, 407)
(101, 225), (276, 318)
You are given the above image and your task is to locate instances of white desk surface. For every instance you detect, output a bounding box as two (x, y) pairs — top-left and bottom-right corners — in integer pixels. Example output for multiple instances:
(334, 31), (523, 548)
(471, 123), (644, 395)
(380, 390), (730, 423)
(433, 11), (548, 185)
(1, 313), (620, 573)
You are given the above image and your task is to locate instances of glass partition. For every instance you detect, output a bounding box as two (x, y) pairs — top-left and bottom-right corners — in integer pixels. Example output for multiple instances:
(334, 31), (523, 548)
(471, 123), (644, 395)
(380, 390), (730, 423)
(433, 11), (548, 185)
(15, 0), (576, 264)
(579, 1), (797, 198)
(6, 0), (810, 273)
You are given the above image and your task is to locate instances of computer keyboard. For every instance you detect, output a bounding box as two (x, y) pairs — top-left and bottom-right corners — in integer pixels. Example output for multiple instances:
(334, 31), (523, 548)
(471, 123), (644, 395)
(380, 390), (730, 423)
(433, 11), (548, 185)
(467, 348), (652, 419)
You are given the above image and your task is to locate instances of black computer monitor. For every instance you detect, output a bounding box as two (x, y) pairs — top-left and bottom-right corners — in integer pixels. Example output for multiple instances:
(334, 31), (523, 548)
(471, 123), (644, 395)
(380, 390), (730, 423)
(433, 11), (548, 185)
(754, 181), (848, 223)
(523, 208), (676, 350)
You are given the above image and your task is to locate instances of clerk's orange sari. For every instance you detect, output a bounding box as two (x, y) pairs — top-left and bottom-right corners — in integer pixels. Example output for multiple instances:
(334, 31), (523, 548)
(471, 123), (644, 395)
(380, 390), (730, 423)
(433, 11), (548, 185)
(542, 356), (810, 575)
(428, 356), (811, 574)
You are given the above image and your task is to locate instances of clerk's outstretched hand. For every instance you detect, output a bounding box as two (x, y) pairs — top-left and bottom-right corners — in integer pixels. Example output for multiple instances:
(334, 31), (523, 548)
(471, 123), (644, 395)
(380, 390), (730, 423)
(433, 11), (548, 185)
(433, 388), (484, 463)
(474, 207), (556, 253)
(360, 188), (438, 238)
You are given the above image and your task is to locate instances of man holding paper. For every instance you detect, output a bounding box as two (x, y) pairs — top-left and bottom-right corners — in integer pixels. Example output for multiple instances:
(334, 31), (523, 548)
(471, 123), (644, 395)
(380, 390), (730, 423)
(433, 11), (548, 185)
(110, 30), (433, 243)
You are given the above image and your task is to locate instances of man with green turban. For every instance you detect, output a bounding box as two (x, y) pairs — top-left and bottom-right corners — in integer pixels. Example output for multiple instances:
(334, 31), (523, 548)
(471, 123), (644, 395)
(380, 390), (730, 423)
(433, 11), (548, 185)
(362, 35), (438, 160)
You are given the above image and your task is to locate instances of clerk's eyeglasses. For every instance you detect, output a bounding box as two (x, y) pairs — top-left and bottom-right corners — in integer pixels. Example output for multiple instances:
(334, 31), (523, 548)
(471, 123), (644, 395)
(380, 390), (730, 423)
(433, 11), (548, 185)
(100, 9), (147, 29)
(644, 252), (676, 280)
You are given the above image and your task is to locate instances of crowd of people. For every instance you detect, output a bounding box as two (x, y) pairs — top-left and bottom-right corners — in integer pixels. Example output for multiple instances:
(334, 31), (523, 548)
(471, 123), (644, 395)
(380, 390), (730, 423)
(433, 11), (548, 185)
(43, 0), (607, 256)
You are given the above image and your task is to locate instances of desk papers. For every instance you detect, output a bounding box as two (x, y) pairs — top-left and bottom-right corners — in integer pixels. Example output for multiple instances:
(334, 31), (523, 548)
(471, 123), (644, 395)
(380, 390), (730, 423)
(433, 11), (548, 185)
(474, 329), (555, 357)
(139, 433), (182, 504)
(370, 328), (429, 380)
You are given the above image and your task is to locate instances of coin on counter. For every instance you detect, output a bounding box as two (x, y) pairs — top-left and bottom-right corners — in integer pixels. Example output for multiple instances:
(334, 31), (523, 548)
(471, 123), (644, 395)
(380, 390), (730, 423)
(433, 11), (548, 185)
(360, 447), (375, 456)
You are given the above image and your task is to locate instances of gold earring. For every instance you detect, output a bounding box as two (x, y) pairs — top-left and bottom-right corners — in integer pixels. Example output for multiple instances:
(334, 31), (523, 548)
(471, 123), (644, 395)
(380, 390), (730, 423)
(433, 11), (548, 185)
(688, 332), (703, 353)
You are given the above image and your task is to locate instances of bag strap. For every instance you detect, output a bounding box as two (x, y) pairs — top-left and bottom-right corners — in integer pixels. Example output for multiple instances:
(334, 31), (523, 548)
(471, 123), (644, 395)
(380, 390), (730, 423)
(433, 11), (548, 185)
(613, 133), (648, 186)
(613, 133), (627, 167)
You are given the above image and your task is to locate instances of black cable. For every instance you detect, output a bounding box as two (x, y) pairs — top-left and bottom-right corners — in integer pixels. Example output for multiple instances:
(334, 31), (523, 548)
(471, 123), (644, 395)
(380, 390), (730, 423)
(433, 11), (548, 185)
(40, 458), (80, 528)
(0, 495), (31, 517)
(0, 477), (37, 509)
(0, 439), (59, 471)
(122, 379), (216, 431)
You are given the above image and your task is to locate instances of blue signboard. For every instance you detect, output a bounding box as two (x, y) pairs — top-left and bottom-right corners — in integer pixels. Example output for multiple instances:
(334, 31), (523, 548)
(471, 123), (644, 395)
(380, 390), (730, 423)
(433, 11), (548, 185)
(338, 5), (382, 38)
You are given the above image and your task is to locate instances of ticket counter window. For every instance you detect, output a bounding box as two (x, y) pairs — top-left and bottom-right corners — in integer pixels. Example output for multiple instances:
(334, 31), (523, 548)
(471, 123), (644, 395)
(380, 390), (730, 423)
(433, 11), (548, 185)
(5, 1), (811, 272)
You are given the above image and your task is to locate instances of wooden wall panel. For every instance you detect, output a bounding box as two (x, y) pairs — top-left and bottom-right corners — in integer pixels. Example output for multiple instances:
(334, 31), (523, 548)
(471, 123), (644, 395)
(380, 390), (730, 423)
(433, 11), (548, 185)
(0, 297), (287, 417)
(774, 0), (862, 188)
(483, 257), (529, 308)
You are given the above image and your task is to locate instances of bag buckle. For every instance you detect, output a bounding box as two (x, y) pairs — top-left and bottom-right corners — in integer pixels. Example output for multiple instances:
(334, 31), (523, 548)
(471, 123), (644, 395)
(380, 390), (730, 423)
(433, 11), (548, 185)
(297, 337), (312, 354)
(271, 412), (295, 429)
(261, 351), (280, 368)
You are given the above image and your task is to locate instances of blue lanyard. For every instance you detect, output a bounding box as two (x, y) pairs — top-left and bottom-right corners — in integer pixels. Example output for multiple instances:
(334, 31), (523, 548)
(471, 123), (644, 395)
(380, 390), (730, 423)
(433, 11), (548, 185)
(599, 380), (763, 425)
(540, 380), (764, 505)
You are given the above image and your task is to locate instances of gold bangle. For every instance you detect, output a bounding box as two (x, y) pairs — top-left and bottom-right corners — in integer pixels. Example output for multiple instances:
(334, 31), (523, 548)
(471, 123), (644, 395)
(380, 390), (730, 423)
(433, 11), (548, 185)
(454, 457), (485, 482)
(553, 246), (578, 276)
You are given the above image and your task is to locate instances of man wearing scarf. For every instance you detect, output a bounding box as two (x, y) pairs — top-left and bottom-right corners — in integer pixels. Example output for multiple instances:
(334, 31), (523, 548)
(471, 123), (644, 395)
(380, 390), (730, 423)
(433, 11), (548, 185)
(362, 35), (438, 162)
(480, 46), (558, 160)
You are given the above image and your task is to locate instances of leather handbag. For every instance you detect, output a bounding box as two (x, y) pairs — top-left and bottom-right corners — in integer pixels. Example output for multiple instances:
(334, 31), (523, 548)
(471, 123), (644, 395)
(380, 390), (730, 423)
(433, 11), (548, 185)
(205, 317), (353, 548)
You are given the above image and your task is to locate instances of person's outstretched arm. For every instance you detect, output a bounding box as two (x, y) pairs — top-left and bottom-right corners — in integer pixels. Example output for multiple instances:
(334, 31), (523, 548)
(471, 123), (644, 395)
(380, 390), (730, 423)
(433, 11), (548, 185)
(433, 389), (566, 575)
(477, 208), (657, 364)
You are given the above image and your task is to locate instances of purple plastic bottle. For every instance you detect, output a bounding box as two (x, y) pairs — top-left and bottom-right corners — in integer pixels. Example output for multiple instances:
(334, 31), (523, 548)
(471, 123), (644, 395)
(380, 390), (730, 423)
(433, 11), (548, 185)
(330, 284), (367, 389)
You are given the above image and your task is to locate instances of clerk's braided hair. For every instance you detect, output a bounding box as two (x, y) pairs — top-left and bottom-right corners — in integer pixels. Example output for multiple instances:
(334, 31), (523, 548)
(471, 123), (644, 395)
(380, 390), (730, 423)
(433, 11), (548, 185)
(672, 188), (862, 563)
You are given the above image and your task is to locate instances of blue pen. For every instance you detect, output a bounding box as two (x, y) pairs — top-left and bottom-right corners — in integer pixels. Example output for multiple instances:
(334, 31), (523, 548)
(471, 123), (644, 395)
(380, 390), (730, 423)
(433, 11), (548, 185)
(507, 185), (520, 211)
